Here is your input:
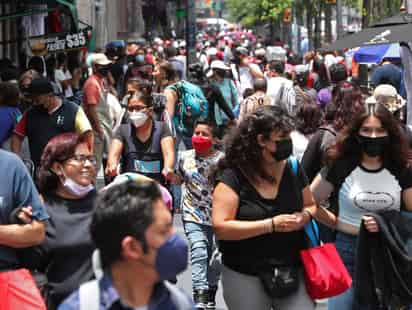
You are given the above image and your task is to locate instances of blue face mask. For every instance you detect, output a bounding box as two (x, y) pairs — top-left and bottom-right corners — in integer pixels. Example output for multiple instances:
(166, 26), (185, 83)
(155, 233), (188, 280)
(136, 54), (145, 63)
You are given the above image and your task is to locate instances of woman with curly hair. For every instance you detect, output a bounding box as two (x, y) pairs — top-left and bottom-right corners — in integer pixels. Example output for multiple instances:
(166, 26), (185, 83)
(311, 102), (412, 310)
(212, 105), (317, 309)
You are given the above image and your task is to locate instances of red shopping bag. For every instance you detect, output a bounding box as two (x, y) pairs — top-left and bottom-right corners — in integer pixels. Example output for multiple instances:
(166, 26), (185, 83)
(300, 221), (352, 299)
(0, 269), (46, 310)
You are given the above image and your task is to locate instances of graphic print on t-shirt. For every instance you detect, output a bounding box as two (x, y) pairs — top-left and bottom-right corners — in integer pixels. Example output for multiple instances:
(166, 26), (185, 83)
(133, 159), (161, 174)
(354, 191), (395, 211)
(335, 166), (402, 227)
(178, 149), (223, 226)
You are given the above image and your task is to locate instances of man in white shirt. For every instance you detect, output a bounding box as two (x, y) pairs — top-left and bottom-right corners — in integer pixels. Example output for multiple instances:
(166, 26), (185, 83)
(266, 60), (296, 114)
(54, 53), (74, 99)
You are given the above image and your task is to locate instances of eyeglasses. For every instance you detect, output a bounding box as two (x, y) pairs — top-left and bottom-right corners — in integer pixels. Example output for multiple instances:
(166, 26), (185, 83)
(68, 154), (97, 166)
(127, 105), (148, 112)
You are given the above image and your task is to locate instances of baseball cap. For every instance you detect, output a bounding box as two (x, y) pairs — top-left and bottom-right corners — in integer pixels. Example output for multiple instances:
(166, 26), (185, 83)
(91, 53), (112, 66)
(235, 46), (249, 56)
(105, 40), (125, 50)
(373, 84), (405, 113)
(178, 41), (186, 48)
(255, 48), (266, 57)
(210, 60), (230, 71)
(25, 78), (54, 96)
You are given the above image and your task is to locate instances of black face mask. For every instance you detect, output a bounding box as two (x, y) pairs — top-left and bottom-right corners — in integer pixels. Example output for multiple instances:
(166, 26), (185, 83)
(33, 103), (48, 112)
(214, 69), (226, 79)
(272, 139), (293, 161)
(97, 67), (110, 77)
(357, 135), (389, 157)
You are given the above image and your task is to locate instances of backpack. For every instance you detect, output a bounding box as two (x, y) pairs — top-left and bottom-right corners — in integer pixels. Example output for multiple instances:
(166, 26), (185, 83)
(171, 80), (209, 137)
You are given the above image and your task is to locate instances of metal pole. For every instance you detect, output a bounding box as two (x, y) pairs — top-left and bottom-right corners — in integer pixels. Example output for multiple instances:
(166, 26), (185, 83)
(95, 0), (107, 49)
(186, 0), (197, 77)
(336, 0), (343, 39)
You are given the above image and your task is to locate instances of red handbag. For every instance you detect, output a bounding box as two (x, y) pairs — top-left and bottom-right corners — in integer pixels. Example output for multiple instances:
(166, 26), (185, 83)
(300, 221), (352, 299)
(0, 268), (46, 310)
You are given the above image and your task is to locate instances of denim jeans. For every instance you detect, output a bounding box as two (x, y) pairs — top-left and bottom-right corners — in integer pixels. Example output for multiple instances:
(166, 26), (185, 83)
(183, 221), (221, 290)
(328, 232), (357, 310)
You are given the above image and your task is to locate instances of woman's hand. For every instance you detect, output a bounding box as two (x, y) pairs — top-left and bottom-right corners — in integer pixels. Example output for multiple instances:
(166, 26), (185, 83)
(294, 210), (312, 227)
(273, 214), (303, 232)
(17, 206), (33, 224)
(363, 215), (379, 233)
(105, 161), (118, 177)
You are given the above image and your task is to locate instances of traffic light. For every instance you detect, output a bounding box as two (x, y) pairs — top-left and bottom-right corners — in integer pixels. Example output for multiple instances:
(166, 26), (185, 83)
(283, 8), (292, 23)
(326, 0), (337, 4)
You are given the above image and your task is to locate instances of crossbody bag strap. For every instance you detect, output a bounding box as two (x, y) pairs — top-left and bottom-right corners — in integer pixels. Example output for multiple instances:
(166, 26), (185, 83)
(288, 156), (320, 246)
(79, 280), (100, 310)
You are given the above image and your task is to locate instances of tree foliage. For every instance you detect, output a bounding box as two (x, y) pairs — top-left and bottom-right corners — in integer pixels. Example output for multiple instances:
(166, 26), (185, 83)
(226, 0), (293, 26)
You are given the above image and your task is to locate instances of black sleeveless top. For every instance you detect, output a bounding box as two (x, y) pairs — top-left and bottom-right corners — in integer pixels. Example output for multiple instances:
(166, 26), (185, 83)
(216, 160), (309, 275)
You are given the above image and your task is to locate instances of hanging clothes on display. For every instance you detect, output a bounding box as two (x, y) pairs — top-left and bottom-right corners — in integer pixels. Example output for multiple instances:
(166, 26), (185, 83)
(22, 4), (48, 37)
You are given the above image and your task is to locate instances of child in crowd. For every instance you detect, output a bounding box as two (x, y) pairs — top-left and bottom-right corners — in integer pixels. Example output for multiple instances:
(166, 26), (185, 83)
(172, 119), (222, 310)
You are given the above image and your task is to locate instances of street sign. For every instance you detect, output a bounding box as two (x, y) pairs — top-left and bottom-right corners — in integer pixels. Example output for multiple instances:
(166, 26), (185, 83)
(283, 8), (292, 23)
(176, 9), (186, 18)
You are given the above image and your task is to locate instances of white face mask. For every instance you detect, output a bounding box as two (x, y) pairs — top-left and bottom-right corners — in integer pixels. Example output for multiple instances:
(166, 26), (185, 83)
(61, 170), (94, 197)
(129, 111), (148, 128)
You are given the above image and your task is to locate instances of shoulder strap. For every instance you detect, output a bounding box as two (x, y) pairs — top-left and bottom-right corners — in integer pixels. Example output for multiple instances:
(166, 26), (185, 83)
(277, 82), (285, 104)
(229, 80), (235, 108)
(319, 126), (337, 137)
(79, 280), (100, 310)
(304, 219), (321, 247)
(288, 156), (298, 176)
(164, 281), (193, 309)
(288, 156), (320, 246)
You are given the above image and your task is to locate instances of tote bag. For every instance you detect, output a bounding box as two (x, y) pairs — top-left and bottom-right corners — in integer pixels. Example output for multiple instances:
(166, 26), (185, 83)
(301, 221), (352, 299)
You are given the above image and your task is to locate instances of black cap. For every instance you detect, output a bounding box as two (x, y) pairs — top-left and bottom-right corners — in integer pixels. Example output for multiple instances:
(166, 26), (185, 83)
(235, 46), (249, 56)
(25, 78), (54, 96)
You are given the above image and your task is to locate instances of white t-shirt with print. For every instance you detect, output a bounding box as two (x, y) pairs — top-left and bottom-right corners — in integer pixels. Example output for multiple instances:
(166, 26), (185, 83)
(325, 160), (412, 227)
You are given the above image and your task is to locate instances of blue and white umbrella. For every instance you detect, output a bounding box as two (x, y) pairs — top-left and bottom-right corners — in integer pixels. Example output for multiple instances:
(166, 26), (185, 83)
(354, 43), (400, 64)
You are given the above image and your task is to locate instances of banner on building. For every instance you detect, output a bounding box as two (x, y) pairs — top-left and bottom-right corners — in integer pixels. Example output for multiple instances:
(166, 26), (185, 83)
(28, 28), (91, 56)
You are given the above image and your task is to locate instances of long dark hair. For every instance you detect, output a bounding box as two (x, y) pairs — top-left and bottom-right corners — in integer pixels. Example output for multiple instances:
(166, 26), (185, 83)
(313, 59), (330, 91)
(332, 81), (364, 131)
(327, 103), (411, 169)
(216, 105), (295, 183)
(296, 102), (323, 136)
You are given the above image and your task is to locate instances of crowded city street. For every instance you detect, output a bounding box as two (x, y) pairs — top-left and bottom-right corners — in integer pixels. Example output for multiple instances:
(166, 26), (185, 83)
(1, 1), (412, 310)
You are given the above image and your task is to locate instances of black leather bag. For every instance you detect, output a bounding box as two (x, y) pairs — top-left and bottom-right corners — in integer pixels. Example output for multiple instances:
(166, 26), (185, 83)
(257, 260), (300, 298)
